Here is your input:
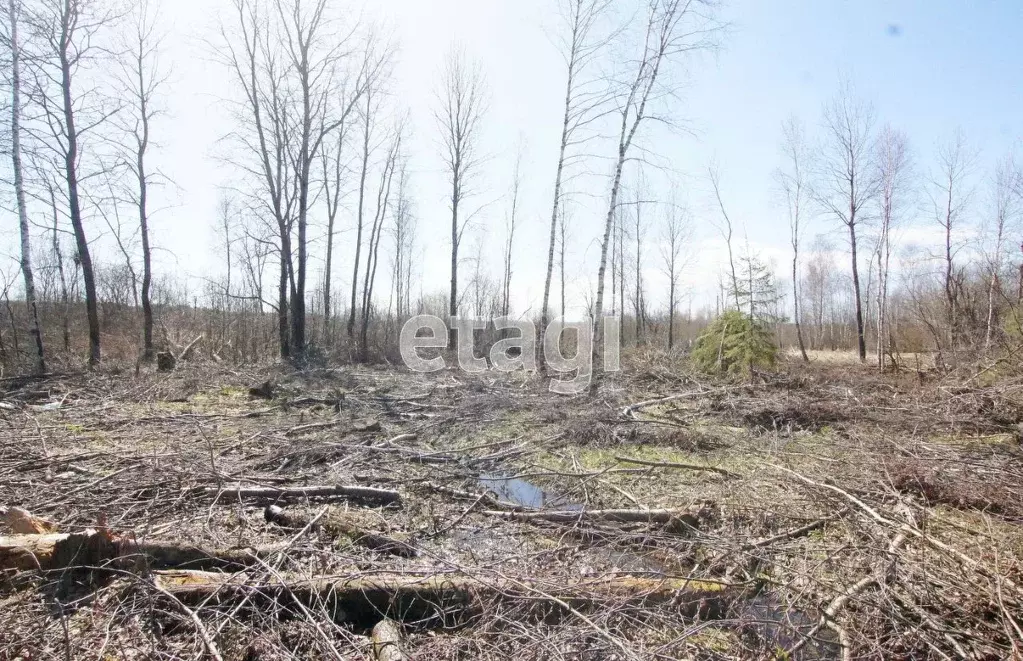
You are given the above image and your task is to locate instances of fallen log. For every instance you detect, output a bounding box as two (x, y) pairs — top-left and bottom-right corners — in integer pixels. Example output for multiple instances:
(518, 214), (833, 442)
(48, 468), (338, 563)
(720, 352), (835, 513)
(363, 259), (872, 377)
(264, 506), (416, 557)
(483, 506), (712, 533)
(371, 619), (407, 661)
(154, 569), (743, 627)
(204, 484), (402, 507)
(0, 530), (279, 572)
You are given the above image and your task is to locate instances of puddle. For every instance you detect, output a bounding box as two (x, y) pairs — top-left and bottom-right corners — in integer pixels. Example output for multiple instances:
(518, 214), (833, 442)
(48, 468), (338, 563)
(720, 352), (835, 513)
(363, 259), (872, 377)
(478, 477), (835, 658)
(478, 474), (582, 510)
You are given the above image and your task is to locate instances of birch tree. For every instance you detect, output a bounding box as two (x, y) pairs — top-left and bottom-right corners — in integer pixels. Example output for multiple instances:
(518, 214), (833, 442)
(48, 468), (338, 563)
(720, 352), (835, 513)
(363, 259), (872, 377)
(872, 124), (911, 369)
(931, 128), (976, 351)
(660, 193), (690, 351)
(592, 0), (719, 378)
(708, 163), (740, 310)
(777, 116), (810, 362)
(4, 0), (45, 372)
(815, 83), (877, 362)
(540, 0), (613, 364)
(435, 47), (487, 347)
(501, 143), (523, 320)
(984, 154), (1020, 352)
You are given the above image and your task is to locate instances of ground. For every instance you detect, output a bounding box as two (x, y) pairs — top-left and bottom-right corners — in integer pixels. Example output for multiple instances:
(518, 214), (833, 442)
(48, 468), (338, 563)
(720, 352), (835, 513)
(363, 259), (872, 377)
(0, 354), (1021, 660)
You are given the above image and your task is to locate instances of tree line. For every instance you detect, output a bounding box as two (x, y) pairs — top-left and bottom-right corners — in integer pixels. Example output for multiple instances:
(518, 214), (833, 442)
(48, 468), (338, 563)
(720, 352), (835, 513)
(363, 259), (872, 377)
(1, 0), (1020, 376)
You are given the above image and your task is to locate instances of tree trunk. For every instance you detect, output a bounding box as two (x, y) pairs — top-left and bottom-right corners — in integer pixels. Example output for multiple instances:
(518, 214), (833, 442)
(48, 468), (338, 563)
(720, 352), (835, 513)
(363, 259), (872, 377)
(348, 94), (372, 340)
(448, 163), (460, 349)
(8, 0), (45, 374)
(849, 221), (866, 362)
(278, 249), (290, 359)
(59, 22), (100, 367)
(541, 56), (575, 372)
(135, 51), (155, 363)
(792, 252), (808, 362)
(154, 569), (739, 626)
(667, 279), (675, 351)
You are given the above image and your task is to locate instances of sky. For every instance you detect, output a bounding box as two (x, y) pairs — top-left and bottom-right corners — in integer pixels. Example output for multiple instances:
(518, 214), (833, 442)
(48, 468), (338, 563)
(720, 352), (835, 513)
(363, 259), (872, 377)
(2, 0), (1022, 319)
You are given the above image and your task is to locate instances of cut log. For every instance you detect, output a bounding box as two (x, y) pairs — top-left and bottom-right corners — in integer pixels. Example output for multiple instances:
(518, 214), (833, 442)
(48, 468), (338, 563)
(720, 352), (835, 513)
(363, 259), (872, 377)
(154, 569), (743, 627)
(371, 619), (407, 661)
(4, 507), (58, 534)
(264, 506), (416, 557)
(0, 530), (279, 572)
(205, 484), (402, 507)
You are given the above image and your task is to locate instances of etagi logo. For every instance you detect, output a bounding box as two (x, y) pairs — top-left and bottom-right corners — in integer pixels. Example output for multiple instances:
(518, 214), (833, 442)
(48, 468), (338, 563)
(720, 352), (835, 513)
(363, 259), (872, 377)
(399, 315), (621, 394)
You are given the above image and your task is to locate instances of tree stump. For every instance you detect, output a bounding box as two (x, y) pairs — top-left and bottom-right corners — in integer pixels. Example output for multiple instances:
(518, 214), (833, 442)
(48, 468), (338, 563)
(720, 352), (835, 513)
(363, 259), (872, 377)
(156, 351), (176, 372)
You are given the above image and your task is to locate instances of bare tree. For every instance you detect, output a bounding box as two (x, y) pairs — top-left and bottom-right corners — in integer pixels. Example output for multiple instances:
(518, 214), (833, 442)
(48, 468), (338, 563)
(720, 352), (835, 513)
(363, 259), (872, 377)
(708, 163), (740, 309)
(347, 83), (379, 339)
(222, 0), (378, 360)
(660, 192), (690, 351)
(5, 0), (45, 372)
(815, 82), (877, 362)
(873, 124), (911, 369)
(592, 0), (718, 376)
(931, 128), (977, 350)
(777, 115), (810, 362)
(319, 116), (350, 340)
(24, 0), (120, 366)
(390, 159), (415, 321)
(984, 153), (1020, 352)
(117, 0), (165, 361)
(501, 142), (523, 320)
(632, 184), (648, 345)
(359, 120), (402, 356)
(540, 0), (613, 363)
(435, 47), (487, 347)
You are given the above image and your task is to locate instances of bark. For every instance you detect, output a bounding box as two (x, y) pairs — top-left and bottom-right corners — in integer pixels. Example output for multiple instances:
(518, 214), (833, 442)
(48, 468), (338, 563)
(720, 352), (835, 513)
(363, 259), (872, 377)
(47, 185), (70, 351)
(348, 91), (373, 340)
(849, 210), (867, 362)
(360, 132), (400, 356)
(127, 8), (157, 362)
(8, 0), (45, 374)
(154, 569), (741, 625)
(371, 619), (407, 661)
(559, 205), (567, 319)
(540, 13), (578, 369)
(55, 2), (101, 366)
(0, 531), (276, 572)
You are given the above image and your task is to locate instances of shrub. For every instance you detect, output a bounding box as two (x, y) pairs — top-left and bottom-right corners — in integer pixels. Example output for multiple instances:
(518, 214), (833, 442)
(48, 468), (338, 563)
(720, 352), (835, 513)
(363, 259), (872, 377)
(691, 310), (777, 376)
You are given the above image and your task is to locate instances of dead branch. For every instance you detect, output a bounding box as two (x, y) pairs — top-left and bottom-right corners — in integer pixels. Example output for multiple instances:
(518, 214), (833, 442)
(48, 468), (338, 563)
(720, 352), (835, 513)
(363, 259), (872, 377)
(264, 505), (415, 557)
(615, 455), (737, 478)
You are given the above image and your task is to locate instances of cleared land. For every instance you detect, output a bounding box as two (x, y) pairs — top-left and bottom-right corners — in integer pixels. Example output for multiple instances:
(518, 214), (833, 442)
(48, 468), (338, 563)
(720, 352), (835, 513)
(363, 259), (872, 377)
(1, 356), (1021, 660)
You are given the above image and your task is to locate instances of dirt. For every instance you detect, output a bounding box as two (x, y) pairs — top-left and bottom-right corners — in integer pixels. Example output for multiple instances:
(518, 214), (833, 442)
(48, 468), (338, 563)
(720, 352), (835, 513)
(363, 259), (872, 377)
(0, 357), (1021, 659)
